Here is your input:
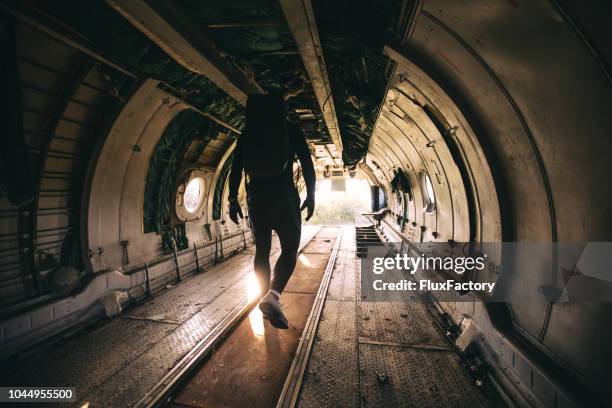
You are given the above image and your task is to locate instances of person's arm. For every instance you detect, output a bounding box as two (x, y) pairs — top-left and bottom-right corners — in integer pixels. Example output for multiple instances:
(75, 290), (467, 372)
(228, 138), (244, 224)
(293, 125), (316, 220)
(293, 125), (315, 196)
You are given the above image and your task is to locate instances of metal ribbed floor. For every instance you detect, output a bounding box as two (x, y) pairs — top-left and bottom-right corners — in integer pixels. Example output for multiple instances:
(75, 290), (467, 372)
(0, 227), (320, 408)
(296, 229), (490, 408)
(169, 227), (341, 408)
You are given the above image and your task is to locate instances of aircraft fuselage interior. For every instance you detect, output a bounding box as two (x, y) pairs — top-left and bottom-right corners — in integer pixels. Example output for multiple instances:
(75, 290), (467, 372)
(1, 0), (611, 407)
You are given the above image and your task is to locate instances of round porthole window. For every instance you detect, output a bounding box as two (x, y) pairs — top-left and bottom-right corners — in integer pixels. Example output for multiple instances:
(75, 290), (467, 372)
(183, 177), (204, 214)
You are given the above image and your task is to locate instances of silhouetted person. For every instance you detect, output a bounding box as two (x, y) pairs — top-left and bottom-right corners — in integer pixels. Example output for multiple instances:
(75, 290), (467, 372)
(228, 94), (316, 329)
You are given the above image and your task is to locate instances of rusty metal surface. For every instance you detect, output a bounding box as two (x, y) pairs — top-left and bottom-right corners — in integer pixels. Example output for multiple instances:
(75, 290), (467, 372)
(0, 260), (246, 407)
(300, 237), (338, 254)
(0, 317), (177, 392)
(298, 299), (360, 408)
(325, 247), (358, 302)
(358, 300), (448, 348)
(276, 227), (344, 408)
(170, 292), (316, 408)
(312, 228), (342, 239)
(359, 344), (488, 408)
(283, 253), (329, 294)
(124, 251), (254, 324)
(170, 227), (340, 408)
(297, 229), (360, 408)
(296, 227), (491, 407)
(0, 228), (322, 407)
(85, 291), (241, 407)
(357, 245), (448, 347)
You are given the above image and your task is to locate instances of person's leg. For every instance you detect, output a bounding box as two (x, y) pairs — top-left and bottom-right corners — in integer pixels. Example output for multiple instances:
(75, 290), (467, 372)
(251, 215), (273, 295)
(257, 216), (292, 328)
(256, 188), (301, 329)
(271, 197), (302, 294)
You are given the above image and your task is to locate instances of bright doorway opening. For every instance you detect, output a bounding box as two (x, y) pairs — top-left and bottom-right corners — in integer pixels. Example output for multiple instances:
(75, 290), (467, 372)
(304, 178), (372, 225)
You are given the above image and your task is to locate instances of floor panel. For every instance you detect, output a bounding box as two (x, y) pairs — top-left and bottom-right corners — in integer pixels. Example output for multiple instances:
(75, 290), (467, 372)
(283, 253), (330, 294)
(295, 227), (493, 408)
(0, 317), (176, 393)
(298, 299), (360, 408)
(358, 300), (449, 347)
(325, 245), (359, 302)
(0, 227), (321, 407)
(170, 227), (340, 408)
(124, 251), (254, 324)
(1, 226), (495, 408)
(359, 344), (488, 408)
(171, 293), (315, 408)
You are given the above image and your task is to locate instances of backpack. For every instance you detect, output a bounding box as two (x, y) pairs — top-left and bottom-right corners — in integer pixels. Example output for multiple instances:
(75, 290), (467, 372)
(241, 94), (290, 178)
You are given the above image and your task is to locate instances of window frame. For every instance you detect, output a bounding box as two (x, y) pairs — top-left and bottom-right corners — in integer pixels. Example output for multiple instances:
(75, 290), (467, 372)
(419, 170), (436, 213)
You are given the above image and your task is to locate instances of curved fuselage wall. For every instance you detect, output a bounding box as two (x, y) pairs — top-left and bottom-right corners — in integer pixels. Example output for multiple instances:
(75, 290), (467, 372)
(368, 0), (612, 401)
(86, 80), (189, 271)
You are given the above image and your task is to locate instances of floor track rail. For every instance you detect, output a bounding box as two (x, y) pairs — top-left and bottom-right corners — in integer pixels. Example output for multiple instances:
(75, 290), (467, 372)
(139, 227), (322, 408)
(276, 227), (345, 408)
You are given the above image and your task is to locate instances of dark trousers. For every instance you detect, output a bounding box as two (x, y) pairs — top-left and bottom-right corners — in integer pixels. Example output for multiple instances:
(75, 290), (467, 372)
(248, 186), (302, 294)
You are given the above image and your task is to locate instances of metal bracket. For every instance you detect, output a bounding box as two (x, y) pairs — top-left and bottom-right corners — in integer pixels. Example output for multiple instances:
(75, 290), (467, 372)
(87, 247), (105, 257)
